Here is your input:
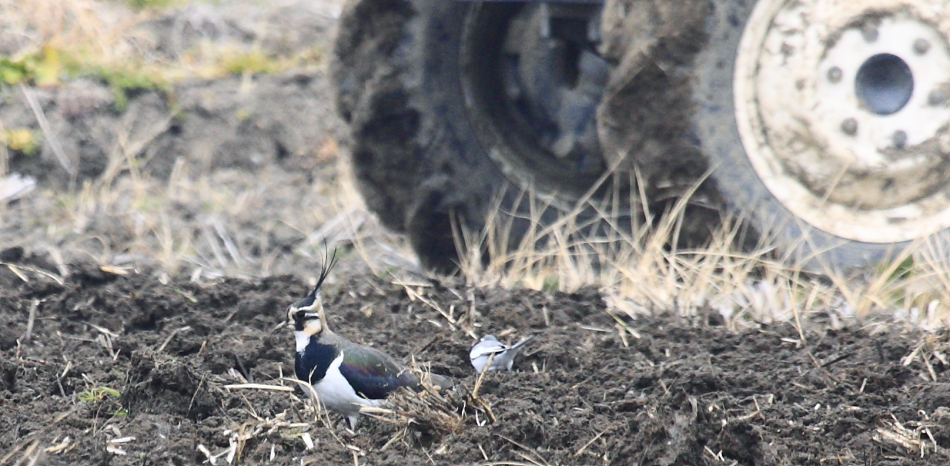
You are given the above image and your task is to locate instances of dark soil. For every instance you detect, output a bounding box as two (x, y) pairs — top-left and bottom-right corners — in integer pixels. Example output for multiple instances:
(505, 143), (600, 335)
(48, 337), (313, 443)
(2, 262), (948, 465)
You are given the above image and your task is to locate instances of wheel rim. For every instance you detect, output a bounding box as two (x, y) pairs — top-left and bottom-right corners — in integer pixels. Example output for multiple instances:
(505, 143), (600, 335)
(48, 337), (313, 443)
(459, 4), (610, 200)
(734, 0), (950, 243)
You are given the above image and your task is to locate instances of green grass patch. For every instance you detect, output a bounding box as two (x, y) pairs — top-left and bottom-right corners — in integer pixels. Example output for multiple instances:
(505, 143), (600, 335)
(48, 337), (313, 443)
(221, 48), (281, 75)
(75, 62), (170, 111)
(2, 128), (40, 156)
(78, 386), (121, 402)
(0, 46), (63, 86)
(0, 45), (171, 111)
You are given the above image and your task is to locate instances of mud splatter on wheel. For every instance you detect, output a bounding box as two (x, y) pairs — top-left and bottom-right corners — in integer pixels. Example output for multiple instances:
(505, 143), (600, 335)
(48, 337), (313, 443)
(333, 0), (716, 271)
(335, 0), (948, 273)
(693, 0), (950, 271)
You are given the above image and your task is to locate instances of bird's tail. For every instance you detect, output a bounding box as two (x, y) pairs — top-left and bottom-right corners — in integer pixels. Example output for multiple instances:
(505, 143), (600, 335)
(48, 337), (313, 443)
(511, 333), (538, 350)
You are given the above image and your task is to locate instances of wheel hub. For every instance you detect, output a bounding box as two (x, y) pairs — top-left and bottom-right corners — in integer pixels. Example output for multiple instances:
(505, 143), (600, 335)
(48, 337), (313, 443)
(460, 4), (609, 200)
(735, 0), (950, 243)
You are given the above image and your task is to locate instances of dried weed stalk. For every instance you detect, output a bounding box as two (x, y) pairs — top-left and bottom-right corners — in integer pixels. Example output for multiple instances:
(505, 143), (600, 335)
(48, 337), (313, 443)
(361, 364), (465, 437)
(453, 178), (950, 331)
(874, 414), (948, 459)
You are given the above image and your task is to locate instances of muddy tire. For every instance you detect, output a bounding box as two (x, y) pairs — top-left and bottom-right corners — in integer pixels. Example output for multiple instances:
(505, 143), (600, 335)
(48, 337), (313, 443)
(692, 0), (950, 271)
(332, 0), (509, 272)
(331, 0), (416, 234)
(333, 0), (722, 271)
(335, 0), (950, 273)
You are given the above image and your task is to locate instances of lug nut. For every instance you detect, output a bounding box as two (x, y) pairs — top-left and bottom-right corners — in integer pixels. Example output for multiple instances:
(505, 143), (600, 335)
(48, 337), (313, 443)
(841, 118), (858, 136)
(929, 89), (947, 106)
(827, 66), (842, 83)
(914, 38), (931, 55)
(893, 130), (907, 148)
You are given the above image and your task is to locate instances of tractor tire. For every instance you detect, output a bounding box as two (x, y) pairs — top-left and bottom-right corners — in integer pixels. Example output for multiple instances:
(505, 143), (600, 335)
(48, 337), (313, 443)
(332, 0), (718, 272)
(336, 0), (950, 273)
(692, 0), (950, 271)
(332, 0), (500, 272)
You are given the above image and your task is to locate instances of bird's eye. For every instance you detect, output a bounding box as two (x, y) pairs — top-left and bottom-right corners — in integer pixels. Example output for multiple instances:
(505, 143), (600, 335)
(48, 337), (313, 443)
(295, 310), (307, 320)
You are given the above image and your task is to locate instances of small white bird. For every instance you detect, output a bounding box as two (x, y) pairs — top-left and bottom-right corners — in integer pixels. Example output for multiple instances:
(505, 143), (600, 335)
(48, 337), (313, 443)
(469, 334), (537, 373)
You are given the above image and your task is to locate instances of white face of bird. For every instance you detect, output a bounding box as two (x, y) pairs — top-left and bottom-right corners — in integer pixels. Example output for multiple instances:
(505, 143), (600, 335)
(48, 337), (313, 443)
(288, 249), (337, 338)
(287, 293), (324, 337)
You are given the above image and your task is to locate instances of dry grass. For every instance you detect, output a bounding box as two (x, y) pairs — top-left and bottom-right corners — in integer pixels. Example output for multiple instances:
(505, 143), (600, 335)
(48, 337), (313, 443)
(0, 0), (407, 283)
(0, 140), (414, 280)
(874, 414), (949, 458)
(361, 385), (465, 438)
(454, 182), (950, 332)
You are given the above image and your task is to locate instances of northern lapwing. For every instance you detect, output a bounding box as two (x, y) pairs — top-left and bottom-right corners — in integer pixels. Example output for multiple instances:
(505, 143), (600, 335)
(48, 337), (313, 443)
(287, 251), (453, 429)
